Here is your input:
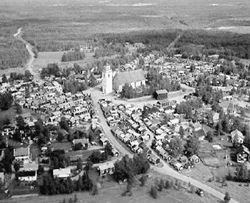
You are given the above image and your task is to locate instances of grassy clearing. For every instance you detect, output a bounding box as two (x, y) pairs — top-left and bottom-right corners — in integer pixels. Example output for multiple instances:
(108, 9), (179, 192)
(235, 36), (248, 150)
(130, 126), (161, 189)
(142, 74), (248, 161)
(4, 171), (219, 203)
(0, 67), (25, 77)
(181, 161), (250, 203)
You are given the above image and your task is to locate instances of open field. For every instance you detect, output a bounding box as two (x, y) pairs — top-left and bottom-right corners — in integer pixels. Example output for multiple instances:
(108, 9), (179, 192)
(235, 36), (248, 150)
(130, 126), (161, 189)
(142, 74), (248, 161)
(4, 171), (219, 203)
(0, 67), (25, 77)
(1, 0), (250, 50)
(182, 163), (250, 203)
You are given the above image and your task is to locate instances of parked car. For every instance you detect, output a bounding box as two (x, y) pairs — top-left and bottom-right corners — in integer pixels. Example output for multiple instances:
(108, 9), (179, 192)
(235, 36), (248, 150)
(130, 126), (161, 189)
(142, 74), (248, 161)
(196, 188), (204, 197)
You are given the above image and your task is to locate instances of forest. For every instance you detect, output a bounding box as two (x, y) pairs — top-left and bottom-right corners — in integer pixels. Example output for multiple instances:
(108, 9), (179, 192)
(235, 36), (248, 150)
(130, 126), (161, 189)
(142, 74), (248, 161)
(61, 51), (85, 62)
(0, 38), (29, 70)
(176, 30), (250, 59)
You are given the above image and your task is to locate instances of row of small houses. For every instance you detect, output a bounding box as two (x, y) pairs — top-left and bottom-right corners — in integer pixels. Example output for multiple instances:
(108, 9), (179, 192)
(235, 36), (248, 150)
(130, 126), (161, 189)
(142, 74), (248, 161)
(99, 99), (161, 164)
(18, 92), (94, 127)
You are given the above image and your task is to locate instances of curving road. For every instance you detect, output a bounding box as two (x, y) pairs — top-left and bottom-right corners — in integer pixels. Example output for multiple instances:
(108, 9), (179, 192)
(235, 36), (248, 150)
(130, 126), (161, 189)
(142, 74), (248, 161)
(86, 87), (134, 158)
(14, 27), (39, 80)
(86, 86), (239, 203)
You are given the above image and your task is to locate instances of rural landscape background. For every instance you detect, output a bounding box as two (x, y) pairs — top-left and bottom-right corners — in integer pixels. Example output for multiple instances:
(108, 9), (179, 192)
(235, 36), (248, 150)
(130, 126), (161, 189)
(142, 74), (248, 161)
(1, 1), (250, 203)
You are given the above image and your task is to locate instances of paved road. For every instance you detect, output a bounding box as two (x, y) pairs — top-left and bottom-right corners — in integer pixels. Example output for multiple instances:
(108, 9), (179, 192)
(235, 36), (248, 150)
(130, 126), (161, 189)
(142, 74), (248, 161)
(86, 87), (133, 158)
(153, 165), (239, 203)
(86, 86), (239, 203)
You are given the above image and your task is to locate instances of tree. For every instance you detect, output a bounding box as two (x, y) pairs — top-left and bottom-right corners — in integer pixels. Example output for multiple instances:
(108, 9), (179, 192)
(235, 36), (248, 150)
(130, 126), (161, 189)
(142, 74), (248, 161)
(221, 116), (230, 133)
(150, 186), (158, 199)
(185, 137), (199, 157)
(169, 137), (184, 157)
(73, 194), (78, 203)
(224, 192), (231, 203)
(16, 116), (26, 129)
(2, 148), (14, 173)
(139, 175), (148, 186)
(179, 126), (185, 138)
(25, 87), (30, 98)
(0, 92), (13, 110)
(14, 162), (20, 173)
(74, 143), (83, 151)
(57, 130), (65, 142)
(105, 142), (113, 156)
(2, 74), (7, 83)
(15, 103), (22, 114)
(59, 117), (70, 132)
(216, 121), (223, 136)
(206, 131), (214, 142)
(77, 158), (83, 171)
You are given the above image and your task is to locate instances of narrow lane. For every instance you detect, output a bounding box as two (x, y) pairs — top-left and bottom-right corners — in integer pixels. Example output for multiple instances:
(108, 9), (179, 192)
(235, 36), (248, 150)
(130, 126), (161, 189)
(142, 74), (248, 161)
(89, 88), (133, 158)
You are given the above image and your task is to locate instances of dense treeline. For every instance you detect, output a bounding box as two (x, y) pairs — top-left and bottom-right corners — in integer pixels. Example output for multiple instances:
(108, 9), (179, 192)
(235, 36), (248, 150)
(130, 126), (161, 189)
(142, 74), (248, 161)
(63, 79), (88, 94)
(61, 51), (85, 62)
(0, 39), (29, 69)
(176, 30), (250, 59)
(147, 68), (181, 94)
(120, 68), (181, 99)
(113, 154), (150, 182)
(98, 30), (179, 48)
(0, 92), (13, 111)
(40, 63), (61, 79)
(94, 43), (128, 58)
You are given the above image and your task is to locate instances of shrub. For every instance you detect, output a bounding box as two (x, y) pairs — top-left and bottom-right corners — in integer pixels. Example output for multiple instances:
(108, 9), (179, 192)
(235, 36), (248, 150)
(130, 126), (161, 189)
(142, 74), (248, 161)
(164, 180), (170, 189)
(158, 179), (164, 191)
(139, 175), (148, 186)
(73, 194), (78, 202)
(150, 186), (158, 199)
(224, 192), (231, 203)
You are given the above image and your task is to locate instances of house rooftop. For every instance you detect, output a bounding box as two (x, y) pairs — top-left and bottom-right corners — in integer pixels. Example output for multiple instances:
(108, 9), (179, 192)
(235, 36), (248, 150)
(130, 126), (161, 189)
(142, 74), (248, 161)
(14, 146), (30, 157)
(113, 69), (145, 87)
(53, 168), (71, 178)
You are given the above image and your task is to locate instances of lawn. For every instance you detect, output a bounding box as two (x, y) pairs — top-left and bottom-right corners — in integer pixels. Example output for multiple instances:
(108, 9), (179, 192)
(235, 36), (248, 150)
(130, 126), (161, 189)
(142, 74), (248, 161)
(181, 160), (250, 203)
(32, 51), (64, 74)
(0, 67), (25, 77)
(4, 171), (219, 203)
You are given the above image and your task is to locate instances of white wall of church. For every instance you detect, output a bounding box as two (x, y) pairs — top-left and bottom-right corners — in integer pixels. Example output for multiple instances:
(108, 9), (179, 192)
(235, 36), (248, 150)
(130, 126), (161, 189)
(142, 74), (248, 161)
(102, 66), (113, 94)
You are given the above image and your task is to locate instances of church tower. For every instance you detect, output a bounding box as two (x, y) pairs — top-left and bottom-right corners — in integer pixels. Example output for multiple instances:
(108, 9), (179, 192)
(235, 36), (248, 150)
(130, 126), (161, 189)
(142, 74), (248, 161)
(102, 65), (113, 94)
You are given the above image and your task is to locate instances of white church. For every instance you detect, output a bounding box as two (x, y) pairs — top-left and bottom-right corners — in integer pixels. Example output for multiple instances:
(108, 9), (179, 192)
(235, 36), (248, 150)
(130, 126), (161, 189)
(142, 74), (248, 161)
(102, 65), (146, 94)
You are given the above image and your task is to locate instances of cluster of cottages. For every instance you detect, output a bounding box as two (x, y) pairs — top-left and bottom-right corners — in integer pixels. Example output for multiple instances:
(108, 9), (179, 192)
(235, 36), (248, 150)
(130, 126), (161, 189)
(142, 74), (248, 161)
(99, 98), (203, 170)
(19, 87), (94, 127)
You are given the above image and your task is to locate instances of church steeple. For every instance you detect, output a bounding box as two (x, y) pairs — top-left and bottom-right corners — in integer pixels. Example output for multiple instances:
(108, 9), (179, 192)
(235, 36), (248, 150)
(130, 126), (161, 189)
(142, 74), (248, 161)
(102, 65), (113, 94)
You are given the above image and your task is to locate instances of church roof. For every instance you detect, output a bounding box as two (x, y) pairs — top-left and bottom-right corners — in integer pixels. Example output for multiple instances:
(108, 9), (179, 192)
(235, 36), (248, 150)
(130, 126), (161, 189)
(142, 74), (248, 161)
(113, 69), (145, 88)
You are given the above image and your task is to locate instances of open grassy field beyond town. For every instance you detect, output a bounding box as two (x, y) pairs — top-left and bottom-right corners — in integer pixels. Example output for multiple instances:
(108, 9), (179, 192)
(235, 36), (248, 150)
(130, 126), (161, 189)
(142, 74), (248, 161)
(1, 0), (250, 73)
(3, 171), (219, 203)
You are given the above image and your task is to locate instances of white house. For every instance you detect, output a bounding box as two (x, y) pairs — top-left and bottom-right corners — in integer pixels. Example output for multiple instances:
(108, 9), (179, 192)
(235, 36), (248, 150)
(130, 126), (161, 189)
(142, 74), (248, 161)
(53, 168), (71, 178)
(93, 161), (115, 177)
(18, 162), (38, 182)
(231, 129), (244, 144)
(14, 145), (31, 164)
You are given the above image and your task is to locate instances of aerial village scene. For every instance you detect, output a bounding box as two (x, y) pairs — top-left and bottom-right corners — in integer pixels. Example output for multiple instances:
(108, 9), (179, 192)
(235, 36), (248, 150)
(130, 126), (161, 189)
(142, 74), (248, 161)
(1, 1), (250, 203)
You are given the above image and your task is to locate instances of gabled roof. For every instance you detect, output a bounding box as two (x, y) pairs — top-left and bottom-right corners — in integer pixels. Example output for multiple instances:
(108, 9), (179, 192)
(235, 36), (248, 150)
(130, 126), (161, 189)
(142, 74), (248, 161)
(231, 129), (244, 138)
(113, 69), (145, 88)
(73, 138), (89, 145)
(194, 129), (206, 138)
(53, 168), (71, 178)
(14, 145), (30, 157)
